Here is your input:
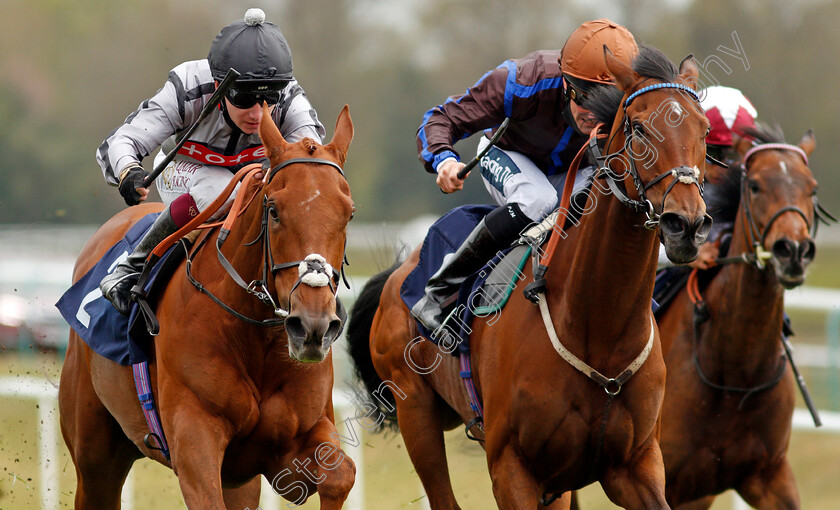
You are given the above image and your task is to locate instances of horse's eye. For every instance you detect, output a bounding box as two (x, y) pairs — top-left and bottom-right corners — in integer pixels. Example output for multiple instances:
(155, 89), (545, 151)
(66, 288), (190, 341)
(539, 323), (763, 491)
(811, 185), (819, 197)
(705, 126), (711, 138)
(748, 181), (761, 194)
(350, 205), (356, 221)
(268, 205), (279, 221)
(633, 121), (645, 136)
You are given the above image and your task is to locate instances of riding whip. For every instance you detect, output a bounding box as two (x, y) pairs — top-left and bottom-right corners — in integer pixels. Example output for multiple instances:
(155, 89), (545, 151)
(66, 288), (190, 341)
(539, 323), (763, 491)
(142, 68), (241, 188)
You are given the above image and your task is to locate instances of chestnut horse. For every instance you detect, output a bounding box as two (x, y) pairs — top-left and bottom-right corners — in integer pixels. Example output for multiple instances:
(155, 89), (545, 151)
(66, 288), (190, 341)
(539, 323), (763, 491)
(348, 46), (711, 509)
(657, 125), (824, 509)
(59, 105), (356, 509)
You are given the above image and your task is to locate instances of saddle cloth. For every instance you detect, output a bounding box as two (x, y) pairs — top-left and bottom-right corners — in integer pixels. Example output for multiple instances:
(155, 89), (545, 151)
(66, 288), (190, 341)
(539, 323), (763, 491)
(400, 205), (532, 354)
(55, 213), (182, 365)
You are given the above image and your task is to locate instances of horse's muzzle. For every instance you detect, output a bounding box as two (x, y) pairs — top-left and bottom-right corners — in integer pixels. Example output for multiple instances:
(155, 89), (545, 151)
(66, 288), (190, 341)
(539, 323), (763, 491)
(659, 212), (713, 264)
(772, 237), (816, 289)
(285, 311), (343, 363)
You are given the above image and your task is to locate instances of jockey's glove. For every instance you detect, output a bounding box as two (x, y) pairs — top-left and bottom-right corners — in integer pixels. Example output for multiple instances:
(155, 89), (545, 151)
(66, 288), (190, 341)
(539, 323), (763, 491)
(118, 163), (148, 206)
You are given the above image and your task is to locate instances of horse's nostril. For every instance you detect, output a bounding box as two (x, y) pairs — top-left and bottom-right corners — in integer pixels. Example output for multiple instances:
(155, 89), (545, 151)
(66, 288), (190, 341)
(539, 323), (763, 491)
(285, 316), (305, 341)
(659, 213), (687, 237)
(694, 215), (713, 243)
(325, 319), (343, 343)
(772, 239), (795, 260)
(800, 239), (817, 263)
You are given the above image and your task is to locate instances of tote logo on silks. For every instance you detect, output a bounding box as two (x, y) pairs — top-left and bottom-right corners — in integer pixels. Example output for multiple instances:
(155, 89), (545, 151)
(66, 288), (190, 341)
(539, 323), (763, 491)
(178, 142), (265, 166)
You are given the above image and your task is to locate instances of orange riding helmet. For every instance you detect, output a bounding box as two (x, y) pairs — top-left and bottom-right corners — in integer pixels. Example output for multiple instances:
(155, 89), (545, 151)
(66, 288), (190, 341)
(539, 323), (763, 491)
(560, 19), (638, 86)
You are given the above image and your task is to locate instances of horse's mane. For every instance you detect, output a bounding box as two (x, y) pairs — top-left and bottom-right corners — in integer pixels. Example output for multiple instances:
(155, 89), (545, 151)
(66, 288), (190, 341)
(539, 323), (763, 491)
(706, 165), (742, 224)
(583, 44), (681, 125)
(585, 85), (624, 126)
(740, 123), (786, 145)
(706, 122), (788, 224)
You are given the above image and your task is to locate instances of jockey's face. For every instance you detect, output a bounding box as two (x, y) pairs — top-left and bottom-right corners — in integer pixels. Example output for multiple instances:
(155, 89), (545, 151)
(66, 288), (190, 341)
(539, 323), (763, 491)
(226, 99), (276, 134)
(564, 79), (596, 135)
(569, 100), (596, 135)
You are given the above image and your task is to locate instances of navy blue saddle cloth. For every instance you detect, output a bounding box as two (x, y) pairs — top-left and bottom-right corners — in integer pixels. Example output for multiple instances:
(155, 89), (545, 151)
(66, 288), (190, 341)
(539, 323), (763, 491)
(56, 213), (184, 365)
(401, 204), (531, 355)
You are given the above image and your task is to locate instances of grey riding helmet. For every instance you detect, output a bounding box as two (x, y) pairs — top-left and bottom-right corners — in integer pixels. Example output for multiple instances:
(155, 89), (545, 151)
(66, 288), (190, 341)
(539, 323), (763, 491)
(208, 8), (292, 95)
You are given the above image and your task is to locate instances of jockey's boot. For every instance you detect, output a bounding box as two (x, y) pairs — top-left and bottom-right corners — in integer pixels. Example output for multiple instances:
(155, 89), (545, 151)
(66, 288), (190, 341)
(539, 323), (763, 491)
(411, 204), (532, 334)
(100, 207), (178, 315)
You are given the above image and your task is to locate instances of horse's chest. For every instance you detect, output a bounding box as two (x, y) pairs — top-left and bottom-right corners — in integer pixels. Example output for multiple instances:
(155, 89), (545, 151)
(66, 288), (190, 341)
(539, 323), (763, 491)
(252, 393), (324, 440)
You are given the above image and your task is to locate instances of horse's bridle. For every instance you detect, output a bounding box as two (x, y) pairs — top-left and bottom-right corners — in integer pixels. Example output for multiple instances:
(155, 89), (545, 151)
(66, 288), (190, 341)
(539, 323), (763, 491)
(188, 157), (350, 327)
(715, 144), (835, 269)
(589, 83), (704, 229)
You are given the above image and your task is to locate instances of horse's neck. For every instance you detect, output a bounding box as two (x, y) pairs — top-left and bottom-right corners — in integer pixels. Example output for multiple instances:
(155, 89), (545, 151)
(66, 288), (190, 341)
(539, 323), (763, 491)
(700, 207), (785, 379)
(547, 193), (658, 341)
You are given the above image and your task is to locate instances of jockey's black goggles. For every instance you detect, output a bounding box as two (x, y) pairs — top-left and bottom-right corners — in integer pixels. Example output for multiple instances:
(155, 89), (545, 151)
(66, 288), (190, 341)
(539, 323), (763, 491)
(225, 81), (288, 109)
(564, 76), (595, 107)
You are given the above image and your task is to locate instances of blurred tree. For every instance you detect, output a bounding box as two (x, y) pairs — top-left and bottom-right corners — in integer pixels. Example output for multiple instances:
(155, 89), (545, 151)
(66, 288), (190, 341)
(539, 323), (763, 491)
(0, 0), (838, 225)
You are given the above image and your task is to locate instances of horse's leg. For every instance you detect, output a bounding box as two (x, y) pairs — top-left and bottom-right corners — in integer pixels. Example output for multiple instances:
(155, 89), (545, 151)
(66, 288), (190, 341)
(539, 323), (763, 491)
(736, 459), (800, 509)
(600, 440), (670, 510)
(672, 496), (715, 510)
(538, 492), (572, 510)
(261, 415), (354, 510)
(486, 444), (542, 509)
(393, 380), (463, 510)
(59, 336), (140, 510)
(302, 416), (355, 510)
(370, 273), (463, 510)
(222, 476), (261, 510)
(166, 401), (234, 510)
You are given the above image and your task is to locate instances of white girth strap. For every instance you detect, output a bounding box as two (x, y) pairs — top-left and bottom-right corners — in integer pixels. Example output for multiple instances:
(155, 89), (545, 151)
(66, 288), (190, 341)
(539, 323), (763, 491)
(537, 292), (655, 395)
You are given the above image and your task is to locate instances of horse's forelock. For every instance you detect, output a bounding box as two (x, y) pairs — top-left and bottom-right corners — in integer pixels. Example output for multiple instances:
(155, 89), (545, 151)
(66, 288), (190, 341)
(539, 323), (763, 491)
(740, 123), (786, 145)
(632, 45), (678, 82)
(301, 138), (319, 155)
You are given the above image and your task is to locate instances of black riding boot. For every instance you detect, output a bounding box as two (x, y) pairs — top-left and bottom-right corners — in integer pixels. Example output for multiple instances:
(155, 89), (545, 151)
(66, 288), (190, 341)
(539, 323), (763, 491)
(411, 204), (533, 333)
(100, 207), (178, 315)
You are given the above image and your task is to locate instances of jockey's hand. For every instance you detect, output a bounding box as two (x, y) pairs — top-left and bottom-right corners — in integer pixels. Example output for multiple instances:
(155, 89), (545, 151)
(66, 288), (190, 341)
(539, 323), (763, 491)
(436, 160), (468, 194)
(688, 241), (718, 270)
(118, 163), (149, 206)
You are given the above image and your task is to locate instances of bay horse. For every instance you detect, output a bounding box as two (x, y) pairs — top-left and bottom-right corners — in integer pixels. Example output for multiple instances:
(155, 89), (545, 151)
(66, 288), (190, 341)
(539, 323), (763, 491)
(348, 46), (711, 509)
(656, 124), (823, 509)
(59, 105), (356, 509)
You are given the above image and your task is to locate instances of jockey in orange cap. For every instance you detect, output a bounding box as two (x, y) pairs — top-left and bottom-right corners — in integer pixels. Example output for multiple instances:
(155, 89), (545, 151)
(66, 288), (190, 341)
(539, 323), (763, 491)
(413, 19), (639, 333)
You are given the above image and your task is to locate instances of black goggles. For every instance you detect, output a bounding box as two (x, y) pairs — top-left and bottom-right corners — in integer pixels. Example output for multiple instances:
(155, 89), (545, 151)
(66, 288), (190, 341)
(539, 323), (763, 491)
(564, 76), (594, 107)
(225, 83), (287, 109)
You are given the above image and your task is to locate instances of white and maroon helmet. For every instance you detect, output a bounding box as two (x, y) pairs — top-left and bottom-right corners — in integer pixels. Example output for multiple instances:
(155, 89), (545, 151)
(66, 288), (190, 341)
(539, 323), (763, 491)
(701, 86), (758, 147)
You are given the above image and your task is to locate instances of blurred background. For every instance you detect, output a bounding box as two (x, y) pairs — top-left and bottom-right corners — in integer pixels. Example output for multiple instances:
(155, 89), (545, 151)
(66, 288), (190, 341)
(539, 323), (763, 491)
(2, 0), (840, 508)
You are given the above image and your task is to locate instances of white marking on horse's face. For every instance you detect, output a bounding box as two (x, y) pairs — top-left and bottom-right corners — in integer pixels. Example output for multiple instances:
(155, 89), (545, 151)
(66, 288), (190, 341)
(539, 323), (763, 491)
(779, 161), (788, 175)
(670, 100), (683, 117)
(300, 189), (321, 207)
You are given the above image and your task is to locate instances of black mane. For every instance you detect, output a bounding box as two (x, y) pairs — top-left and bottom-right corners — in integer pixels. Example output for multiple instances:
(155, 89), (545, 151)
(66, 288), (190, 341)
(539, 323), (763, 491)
(740, 123), (786, 144)
(633, 44), (678, 82)
(582, 44), (680, 125)
(706, 122), (788, 224)
(706, 165), (742, 224)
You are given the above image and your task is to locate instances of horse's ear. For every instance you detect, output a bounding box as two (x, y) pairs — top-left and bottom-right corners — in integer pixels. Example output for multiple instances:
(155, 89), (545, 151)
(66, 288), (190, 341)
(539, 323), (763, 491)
(733, 134), (753, 158)
(604, 45), (637, 92)
(259, 102), (289, 161)
(678, 54), (700, 90)
(798, 128), (816, 157)
(326, 105), (354, 163)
